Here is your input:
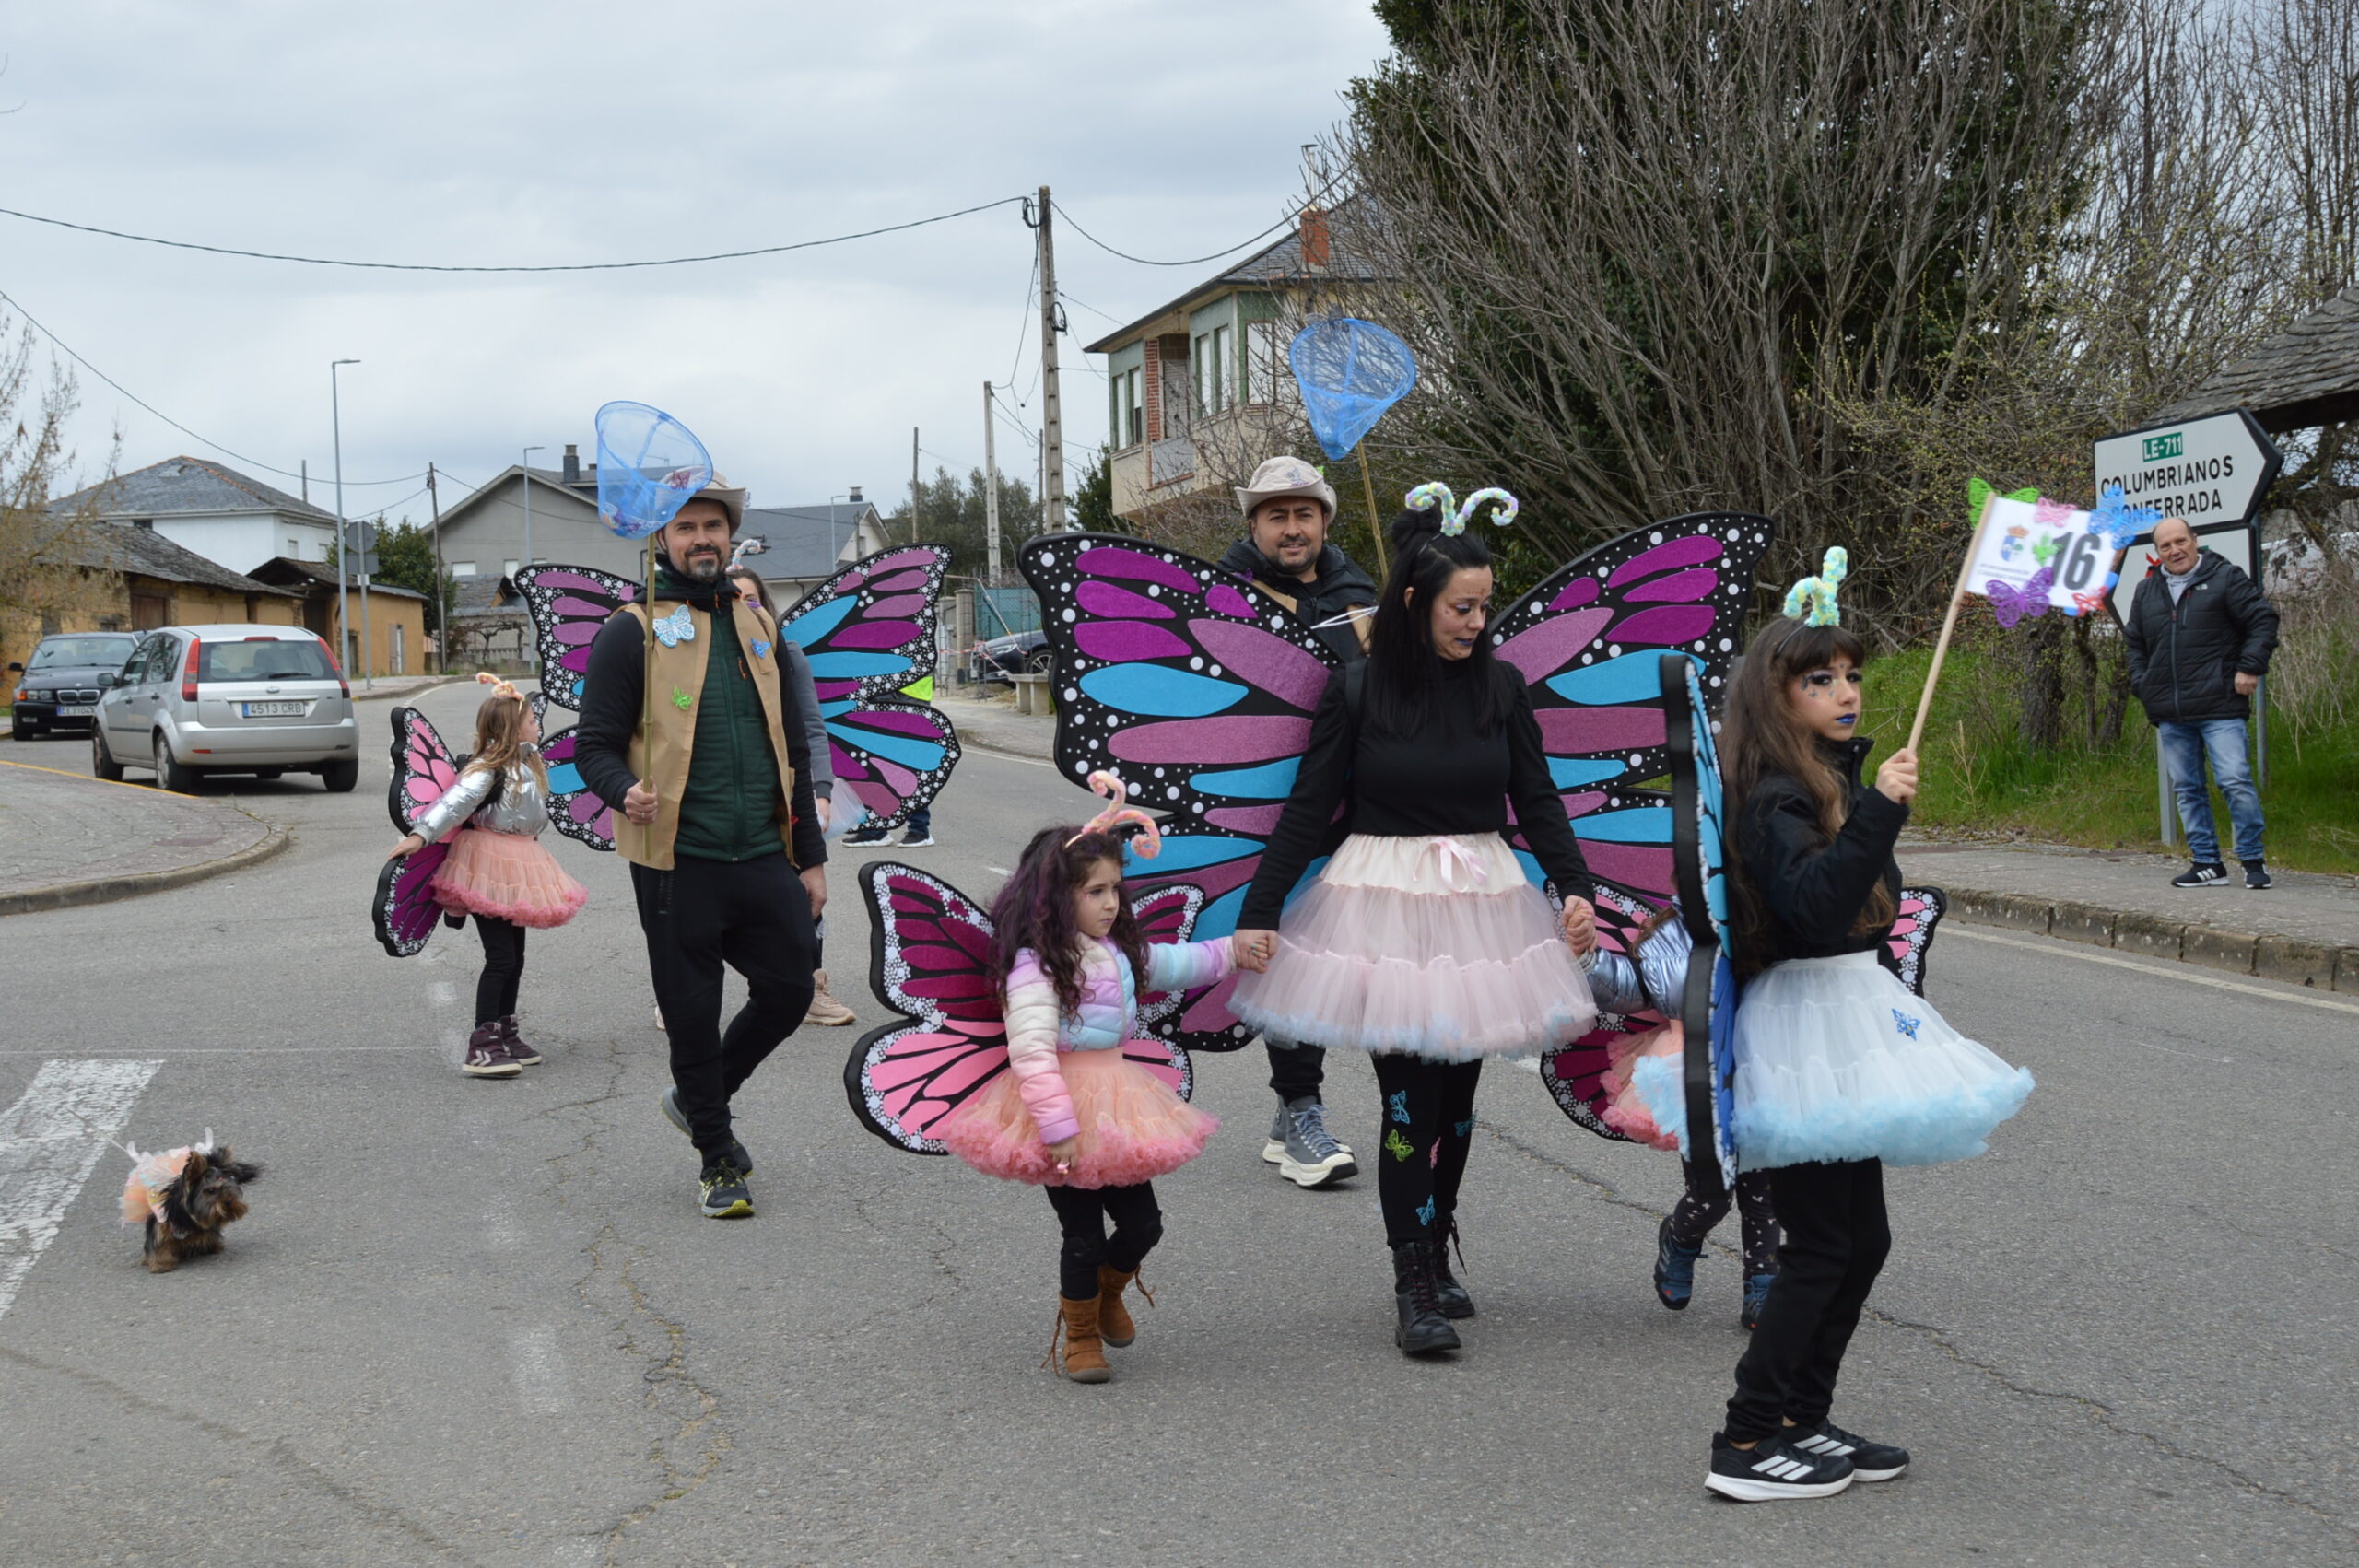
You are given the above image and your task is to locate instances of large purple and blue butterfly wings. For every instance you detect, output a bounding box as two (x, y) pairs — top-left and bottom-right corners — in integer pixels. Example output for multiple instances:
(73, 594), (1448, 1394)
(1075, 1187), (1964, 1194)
(1539, 880), (1672, 1138)
(1664, 656), (1740, 1189)
(1493, 512), (1776, 901)
(845, 861), (1201, 1154)
(778, 546), (961, 832)
(373, 707), (458, 957)
(1017, 532), (1344, 1051)
(514, 565), (640, 711)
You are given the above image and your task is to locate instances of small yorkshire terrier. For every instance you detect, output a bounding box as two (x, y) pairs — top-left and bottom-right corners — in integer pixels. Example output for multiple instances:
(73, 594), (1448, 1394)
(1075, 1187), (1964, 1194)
(121, 1134), (261, 1273)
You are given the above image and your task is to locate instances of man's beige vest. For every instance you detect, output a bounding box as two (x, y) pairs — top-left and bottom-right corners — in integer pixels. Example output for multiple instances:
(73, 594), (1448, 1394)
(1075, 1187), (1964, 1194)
(608, 598), (803, 871)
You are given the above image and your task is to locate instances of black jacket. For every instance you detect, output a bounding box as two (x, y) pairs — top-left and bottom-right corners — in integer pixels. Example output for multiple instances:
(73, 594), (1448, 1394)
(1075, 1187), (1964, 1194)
(1239, 658), (1594, 930)
(1215, 539), (1377, 665)
(2121, 547), (2279, 725)
(1736, 738), (1908, 966)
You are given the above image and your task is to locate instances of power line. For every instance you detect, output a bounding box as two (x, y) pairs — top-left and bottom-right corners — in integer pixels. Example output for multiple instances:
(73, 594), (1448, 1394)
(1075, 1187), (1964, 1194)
(1050, 171), (1346, 268)
(0, 284), (427, 488)
(0, 195), (1029, 273)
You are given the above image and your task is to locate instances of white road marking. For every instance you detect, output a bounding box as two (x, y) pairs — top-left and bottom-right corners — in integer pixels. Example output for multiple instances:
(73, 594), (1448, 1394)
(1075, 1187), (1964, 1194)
(429, 980), (460, 1008)
(0, 1059), (163, 1319)
(1947, 925), (2359, 1017)
(0, 1046), (439, 1058)
(508, 1324), (574, 1414)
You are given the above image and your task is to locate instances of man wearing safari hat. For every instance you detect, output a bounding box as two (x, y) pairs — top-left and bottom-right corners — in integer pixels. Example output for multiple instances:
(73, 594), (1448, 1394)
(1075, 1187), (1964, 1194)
(575, 473), (828, 1220)
(1217, 454), (1378, 1189)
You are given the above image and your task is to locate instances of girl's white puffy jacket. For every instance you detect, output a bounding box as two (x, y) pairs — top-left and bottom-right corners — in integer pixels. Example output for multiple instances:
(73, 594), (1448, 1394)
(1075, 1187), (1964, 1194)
(1002, 937), (1234, 1145)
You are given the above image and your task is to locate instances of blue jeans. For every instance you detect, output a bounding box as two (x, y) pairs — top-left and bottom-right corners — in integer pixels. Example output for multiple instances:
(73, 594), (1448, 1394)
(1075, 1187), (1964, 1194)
(2157, 720), (2265, 865)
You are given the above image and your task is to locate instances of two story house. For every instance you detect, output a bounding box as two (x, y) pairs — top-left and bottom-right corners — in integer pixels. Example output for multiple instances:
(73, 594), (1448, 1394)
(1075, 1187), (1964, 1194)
(50, 456), (342, 574)
(1086, 196), (1383, 528)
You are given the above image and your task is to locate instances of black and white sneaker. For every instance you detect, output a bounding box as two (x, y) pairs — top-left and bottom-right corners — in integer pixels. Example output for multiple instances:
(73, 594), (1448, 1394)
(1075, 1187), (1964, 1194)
(897, 832), (935, 848)
(2243, 860), (2271, 890)
(2170, 861), (2230, 889)
(1706, 1431), (1855, 1502)
(1788, 1420), (1910, 1482)
(698, 1160), (755, 1219)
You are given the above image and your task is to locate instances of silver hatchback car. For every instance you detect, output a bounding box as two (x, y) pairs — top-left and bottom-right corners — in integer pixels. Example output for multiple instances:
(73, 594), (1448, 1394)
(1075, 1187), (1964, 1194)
(93, 624), (361, 792)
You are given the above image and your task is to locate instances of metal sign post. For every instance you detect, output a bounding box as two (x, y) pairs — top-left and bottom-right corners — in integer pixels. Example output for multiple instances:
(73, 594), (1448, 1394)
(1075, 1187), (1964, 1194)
(2093, 408), (2283, 848)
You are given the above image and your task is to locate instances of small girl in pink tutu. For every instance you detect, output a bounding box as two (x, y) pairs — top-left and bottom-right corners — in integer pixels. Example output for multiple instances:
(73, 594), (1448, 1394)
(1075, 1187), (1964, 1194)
(1586, 906), (1780, 1328)
(389, 674), (587, 1077)
(932, 795), (1268, 1383)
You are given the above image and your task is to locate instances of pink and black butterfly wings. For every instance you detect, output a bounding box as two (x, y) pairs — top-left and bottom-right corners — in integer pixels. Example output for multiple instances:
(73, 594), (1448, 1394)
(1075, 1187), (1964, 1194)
(779, 545), (959, 831)
(1539, 881), (1669, 1138)
(373, 707), (457, 957)
(845, 861), (1202, 1153)
(1491, 512), (1776, 902)
(1018, 532), (1343, 1051)
(513, 565), (640, 713)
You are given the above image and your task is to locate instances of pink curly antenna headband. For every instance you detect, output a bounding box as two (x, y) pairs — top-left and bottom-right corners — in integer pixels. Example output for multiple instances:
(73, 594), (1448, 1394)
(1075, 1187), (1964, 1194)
(1065, 771), (1161, 859)
(475, 672), (523, 702)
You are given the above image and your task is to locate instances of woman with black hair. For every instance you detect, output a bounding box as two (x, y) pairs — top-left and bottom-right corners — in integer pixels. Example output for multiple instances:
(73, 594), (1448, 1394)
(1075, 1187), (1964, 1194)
(1232, 492), (1600, 1356)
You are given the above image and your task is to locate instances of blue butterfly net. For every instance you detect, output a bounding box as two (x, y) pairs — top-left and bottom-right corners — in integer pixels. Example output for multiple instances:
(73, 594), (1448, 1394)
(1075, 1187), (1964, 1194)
(594, 401), (713, 540)
(1288, 318), (1417, 461)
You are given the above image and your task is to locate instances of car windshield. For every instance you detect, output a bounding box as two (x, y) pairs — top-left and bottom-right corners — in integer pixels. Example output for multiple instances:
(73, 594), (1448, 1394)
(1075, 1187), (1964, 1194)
(198, 639), (337, 683)
(28, 637), (136, 670)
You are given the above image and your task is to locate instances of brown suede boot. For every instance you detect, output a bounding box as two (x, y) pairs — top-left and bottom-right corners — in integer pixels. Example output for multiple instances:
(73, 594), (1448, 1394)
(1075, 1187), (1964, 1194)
(1051, 1295), (1111, 1382)
(1097, 1265), (1145, 1348)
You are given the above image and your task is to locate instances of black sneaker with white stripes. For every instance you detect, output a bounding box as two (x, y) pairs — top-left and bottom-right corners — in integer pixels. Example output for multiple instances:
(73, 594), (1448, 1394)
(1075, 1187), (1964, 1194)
(1788, 1420), (1910, 1481)
(2170, 860), (2230, 889)
(1706, 1430), (1855, 1502)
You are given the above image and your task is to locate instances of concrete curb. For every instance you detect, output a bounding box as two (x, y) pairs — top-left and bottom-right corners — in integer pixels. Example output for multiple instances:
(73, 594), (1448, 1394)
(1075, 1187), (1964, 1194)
(1936, 883), (2359, 992)
(0, 813), (289, 918)
(353, 674), (468, 703)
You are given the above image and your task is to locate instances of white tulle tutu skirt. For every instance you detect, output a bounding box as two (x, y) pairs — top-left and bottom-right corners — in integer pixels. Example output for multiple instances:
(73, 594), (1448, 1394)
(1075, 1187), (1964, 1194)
(1230, 831), (1597, 1061)
(1731, 951), (2033, 1169)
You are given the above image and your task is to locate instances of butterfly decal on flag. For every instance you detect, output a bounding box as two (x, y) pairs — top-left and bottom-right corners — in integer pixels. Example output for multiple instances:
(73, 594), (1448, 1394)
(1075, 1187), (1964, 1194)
(844, 862), (1205, 1154)
(514, 545), (963, 849)
(1988, 567), (2056, 629)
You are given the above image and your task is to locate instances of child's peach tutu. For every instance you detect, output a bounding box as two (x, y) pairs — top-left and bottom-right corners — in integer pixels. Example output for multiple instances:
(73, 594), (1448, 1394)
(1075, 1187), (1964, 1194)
(1600, 1021), (1684, 1152)
(431, 828), (587, 929)
(933, 1048), (1216, 1189)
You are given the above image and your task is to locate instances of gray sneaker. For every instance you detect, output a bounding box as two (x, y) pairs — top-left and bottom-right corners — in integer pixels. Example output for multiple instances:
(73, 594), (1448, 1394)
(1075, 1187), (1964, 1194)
(1261, 1097), (1358, 1188)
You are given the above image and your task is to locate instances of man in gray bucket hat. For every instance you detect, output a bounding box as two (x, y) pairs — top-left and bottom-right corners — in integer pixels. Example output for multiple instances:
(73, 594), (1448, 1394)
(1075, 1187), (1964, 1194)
(1216, 454), (1376, 1188)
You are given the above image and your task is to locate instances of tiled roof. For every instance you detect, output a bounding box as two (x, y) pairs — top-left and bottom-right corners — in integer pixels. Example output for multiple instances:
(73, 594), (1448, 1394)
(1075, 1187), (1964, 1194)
(56, 520), (297, 595)
(742, 505), (886, 579)
(1083, 193), (1387, 354)
(2154, 287), (2359, 432)
(51, 456), (339, 522)
(246, 556), (427, 600)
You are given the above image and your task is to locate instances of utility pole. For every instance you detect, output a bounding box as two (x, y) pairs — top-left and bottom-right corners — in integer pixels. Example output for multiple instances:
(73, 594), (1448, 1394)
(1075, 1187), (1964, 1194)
(521, 444), (544, 673)
(1034, 184), (1068, 531)
(428, 463), (445, 673)
(330, 358), (358, 678)
(982, 381), (1003, 583)
(910, 426), (921, 544)
(300, 459), (308, 508)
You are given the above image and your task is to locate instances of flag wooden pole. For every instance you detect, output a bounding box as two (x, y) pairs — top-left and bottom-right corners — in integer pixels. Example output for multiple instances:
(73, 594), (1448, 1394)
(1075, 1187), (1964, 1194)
(1355, 445), (1389, 579)
(1906, 493), (2001, 755)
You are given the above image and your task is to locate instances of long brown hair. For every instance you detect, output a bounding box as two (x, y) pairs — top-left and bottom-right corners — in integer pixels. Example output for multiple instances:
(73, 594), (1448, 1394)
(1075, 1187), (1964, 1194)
(1720, 615), (1894, 966)
(468, 692), (548, 790)
(986, 826), (1152, 1017)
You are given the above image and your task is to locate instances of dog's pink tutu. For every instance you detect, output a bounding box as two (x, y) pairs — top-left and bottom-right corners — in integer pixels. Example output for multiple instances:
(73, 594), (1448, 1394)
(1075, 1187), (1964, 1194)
(934, 1048), (1216, 1189)
(431, 828), (586, 929)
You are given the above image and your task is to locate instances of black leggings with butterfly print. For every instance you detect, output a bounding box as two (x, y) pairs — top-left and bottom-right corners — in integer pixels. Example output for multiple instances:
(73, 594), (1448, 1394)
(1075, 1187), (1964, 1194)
(1370, 1054), (1484, 1247)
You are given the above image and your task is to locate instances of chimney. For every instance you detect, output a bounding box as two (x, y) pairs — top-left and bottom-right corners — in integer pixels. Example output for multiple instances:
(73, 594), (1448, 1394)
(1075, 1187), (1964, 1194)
(1299, 206), (1331, 271)
(848, 486), (863, 504)
(561, 443), (581, 485)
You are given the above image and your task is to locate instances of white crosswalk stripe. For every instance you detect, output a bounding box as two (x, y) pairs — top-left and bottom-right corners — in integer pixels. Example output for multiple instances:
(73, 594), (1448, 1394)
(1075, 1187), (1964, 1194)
(0, 1059), (163, 1320)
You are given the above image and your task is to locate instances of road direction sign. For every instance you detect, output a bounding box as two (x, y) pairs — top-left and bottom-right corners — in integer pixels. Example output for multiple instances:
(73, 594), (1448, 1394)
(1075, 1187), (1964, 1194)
(2095, 408), (2283, 625)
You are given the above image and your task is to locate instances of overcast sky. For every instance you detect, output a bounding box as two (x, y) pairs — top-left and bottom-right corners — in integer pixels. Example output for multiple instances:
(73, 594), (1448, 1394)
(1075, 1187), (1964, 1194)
(2, 1), (1391, 525)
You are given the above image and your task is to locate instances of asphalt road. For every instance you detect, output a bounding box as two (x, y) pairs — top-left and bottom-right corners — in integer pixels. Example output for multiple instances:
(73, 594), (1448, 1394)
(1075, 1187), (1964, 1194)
(3, 685), (2355, 1567)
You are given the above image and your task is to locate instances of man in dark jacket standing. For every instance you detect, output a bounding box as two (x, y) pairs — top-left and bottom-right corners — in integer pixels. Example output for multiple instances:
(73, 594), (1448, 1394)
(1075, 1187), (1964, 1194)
(1215, 455), (1377, 1188)
(576, 474), (828, 1219)
(2122, 515), (2281, 890)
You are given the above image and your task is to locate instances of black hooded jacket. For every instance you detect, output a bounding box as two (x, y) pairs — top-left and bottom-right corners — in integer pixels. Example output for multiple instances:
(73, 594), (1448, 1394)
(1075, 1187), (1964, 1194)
(1215, 538), (1378, 665)
(2120, 546), (2280, 725)
(1735, 737), (1908, 967)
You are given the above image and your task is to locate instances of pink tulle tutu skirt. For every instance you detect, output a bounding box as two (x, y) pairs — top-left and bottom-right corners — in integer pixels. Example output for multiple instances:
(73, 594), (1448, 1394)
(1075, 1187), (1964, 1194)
(1600, 1021), (1684, 1151)
(933, 1048), (1216, 1188)
(431, 828), (587, 929)
(1232, 832), (1598, 1061)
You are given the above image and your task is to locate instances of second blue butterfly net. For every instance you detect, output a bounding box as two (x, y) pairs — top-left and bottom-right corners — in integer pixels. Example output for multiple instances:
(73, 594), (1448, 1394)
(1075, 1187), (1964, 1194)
(1288, 318), (1416, 461)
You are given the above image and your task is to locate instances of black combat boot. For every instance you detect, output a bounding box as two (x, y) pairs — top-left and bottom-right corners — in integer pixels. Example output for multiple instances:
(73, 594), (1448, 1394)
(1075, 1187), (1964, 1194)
(1391, 1240), (1462, 1355)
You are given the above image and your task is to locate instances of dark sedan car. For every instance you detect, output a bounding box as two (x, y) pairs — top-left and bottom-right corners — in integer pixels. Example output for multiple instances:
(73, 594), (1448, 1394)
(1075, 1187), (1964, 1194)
(972, 628), (1050, 683)
(9, 631), (142, 740)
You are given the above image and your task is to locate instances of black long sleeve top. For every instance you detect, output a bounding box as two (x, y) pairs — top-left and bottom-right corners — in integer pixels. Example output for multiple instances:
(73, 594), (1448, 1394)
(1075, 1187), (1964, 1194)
(1238, 657), (1596, 930)
(1735, 737), (1907, 965)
